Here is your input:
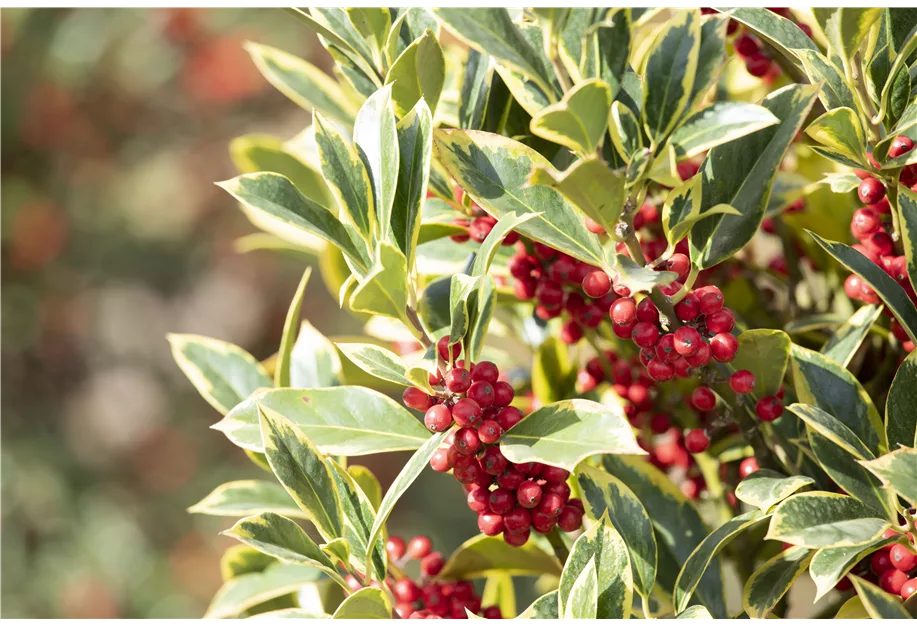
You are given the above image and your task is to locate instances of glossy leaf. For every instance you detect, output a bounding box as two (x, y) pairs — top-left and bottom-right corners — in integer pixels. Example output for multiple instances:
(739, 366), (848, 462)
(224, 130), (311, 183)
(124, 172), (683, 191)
(813, 8), (883, 65)
(438, 534), (561, 580)
(897, 185), (917, 295)
(729, 329), (791, 398)
(564, 557), (598, 619)
(392, 98), (433, 270)
(528, 159), (625, 238)
(336, 343), (433, 393)
(364, 430), (451, 576)
(353, 85), (399, 243)
(789, 343), (883, 456)
(471, 212), (538, 277)
(220, 545), (274, 581)
(385, 30), (445, 118)
(346, 8), (391, 58)
(742, 546), (812, 619)
(797, 49), (856, 112)
(849, 575), (912, 619)
(576, 464), (657, 599)
(688, 14), (729, 108)
(215, 387), (429, 455)
(581, 10), (630, 99)
(721, 8), (818, 68)
(530, 79), (612, 154)
(205, 563), (323, 619)
(809, 232), (917, 345)
(347, 465), (382, 511)
(516, 591), (559, 619)
(603, 455), (726, 617)
(168, 334), (271, 415)
(327, 459), (387, 580)
(669, 102), (779, 160)
(734, 470), (815, 512)
(676, 606), (713, 619)
(290, 321), (342, 388)
(433, 129), (605, 266)
(835, 596), (870, 619)
(609, 101), (643, 161)
(558, 513), (631, 620)
(821, 304), (882, 368)
(348, 242), (410, 325)
(613, 255), (679, 294)
(189, 480), (304, 519)
(805, 107), (867, 164)
(788, 403), (874, 461)
(385, 8), (439, 67)
(674, 510), (768, 613)
(458, 48), (492, 130)
(887, 351), (917, 448)
(332, 586), (392, 619)
(766, 491), (890, 548)
(642, 9), (700, 141)
(860, 447), (917, 506)
(500, 399), (644, 472)
(275, 269), (312, 388)
(689, 83), (819, 269)
(809, 535), (896, 601)
(660, 176), (740, 252)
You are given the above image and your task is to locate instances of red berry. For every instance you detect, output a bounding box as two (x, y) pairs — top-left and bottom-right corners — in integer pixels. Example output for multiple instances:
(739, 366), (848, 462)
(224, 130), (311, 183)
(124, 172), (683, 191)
(557, 505), (583, 532)
(514, 276), (537, 299)
(872, 548), (894, 574)
(470, 361), (499, 383)
(756, 396), (783, 421)
(497, 467), (526, 491)
(582, 270), (611, 298)
(430, 448), (452, 472)
(559, 320), (583, 344)
(612, 320), (637, 339)
(469, 216), (496, 242)
(421, 552), (444, 577)
(650, 414), (671, 434)
(610, 297), (637, 325)
(496, 406), (523, 431)
(739, 457), (759, 478)
(478, 419), (503, 444)
(647, 357), (676, 382)
(730, 370), (756, 394)
(902, 578), (917, 600)
(684, 341), (712, 367)
(407, 535), (433, 559)
(890, 544), (917, 572)
(508, 254), (536, 279)
(503, 505), (532, 532)
(394, 578), (423, 603)
(685, 429), (710, 453)
(851, 208), (881, 238)
(516, 480), (543, 508)
(864, 231), (894, 257)
(503, 527), (531, 547)
(636, 298), (659, 324)
(467, 381), (495, 407)
(543, 480), (571, 501)
(882, 569), (909, 595)
(673, 326), (703, 356)
(425, 404), (453, 432)
(734, 33), (760, 57)
(706, 308), (735, 334)
(489, 488), (516, 515)
(535, 280), (564, 306)
(675, 294), (701, 321)
(674, 357), (692, 378)
(395, 602), (415, 619)
(691, 387), (717, 411)
(888, 135), (915, 159)
(438, 336), (461, 361)
(455, 427), (481, 455)
(858, 177), (886, 205)
(666, 253), (691, 278)
(541, 466), (569, 483)
(480, 446), (509, 475)
(482, 606), (502, 619)
(584, 216), (606, 234)
(746, 54), (772, 77)
(492, 381), (515, 406)
(844, 274), (863, 300)
(710, 332), (738, 362)
(698, 287), (724, 314)
(403, 387), (435, 411)
(531, 509), (557, 533)
(387, 536), (406, 561)
(452, 398), (482, 427)
(632, 321), (660, 348)
(478, 512), (504, 536)
(467, 487), (490, 513)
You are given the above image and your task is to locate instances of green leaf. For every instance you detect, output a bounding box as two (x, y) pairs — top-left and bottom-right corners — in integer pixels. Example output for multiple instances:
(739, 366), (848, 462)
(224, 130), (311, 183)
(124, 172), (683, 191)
(500, 399), (644, 472)
(581, 10), (630, 99)
(189, 480), (304, 519)
(221, 545), (275, 581)
(821, 304), (883, 368)
(385, 30), (445, 118)
(449, 273), (479, 347)
(321, 538), (350, 568)
(346, 8), (391, 56)
(734, 470), (815, 512)
(813, 8), (883, 66)
(789, 343), (884, 456)
(674, 510), (768, 614)
(458, 49), (492, 130)
(603, 455), (726, 617)
(313, 112), (375, 244)
(385, 8), (439, 67)
(608, 101), (643, 161)
(788, 403), (874, 461)
(766, 491), (890, 548)
(205, 563), (323, 618)
(660, 176), (740, 251)
(354, 85), (399, 243)
(439, 534), (562, 580)
(275, 269), (312, 388)
(290, 321), (342, 388)
(230, 134), (334, 208)
(349, 242), (410, 325)
(244, 42), (358, 126)
(215, 387), (430, 455)
(530, 336), (576, 406)
(849, 575), (913, 619)
(530, 79), (612, 154)
(897, 186), (917, 295)
(887, 351), (917, 448)
(347, 465), (382, 511)
(721, 8), (818, 68)
(259, 408), (344, 542)
(326, 459), (387, 580)
(796, 49), (857, 112)
(364, 431), (451, 576)
(432, 9), (555, 96)
(642, 9), (700, 142)
(689, 83), (819, 269)
(809, 231), (917, 344)
(223, 513), (346, 587)
(336, 343), (433, 393)
(575, 464), (657, 599)
(742, 546), (813, 619)
(613, 254), (679, 294)
(687, 14), (729, 109)
(835, 595), (870, 619)
(804, 107), (867, 164)
(559, 513), (632, 620)
(251, 608), (329, 619)
(564, 557), (598, 619)
(669, 102), (780, 160)
(306, 8), (379, 77)
(528, 159), (625, 238)
(729, 329), (791, 398)
(809, 535), (897, 601)
(168, 334), (271, 415)
(677, 606), (713, 619)
(434, 129), (605, 266)
(332, 586), (392, 619)
(860, 447), (917, 506)
(516, 591), (559, 619)
(217, 172), (369, 269)
(392, 98), (433, 270)
(471, 212), (538, 277)
(481, 573), (516, 619)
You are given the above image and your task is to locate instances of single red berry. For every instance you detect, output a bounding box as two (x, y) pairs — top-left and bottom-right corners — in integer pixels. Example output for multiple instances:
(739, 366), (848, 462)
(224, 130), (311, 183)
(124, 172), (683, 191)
(531, 510), (558, 533)
(756, 396), (783, 421)
(612, 320), (637, 339)
(395, 602), (415, 619)
(467, 487), (490, 513)
(890, 544), (917, 572)
(467, 381), (495, 407)
(514, 276), (537, 300)
(698, 289), (724, 315)
(844, 274), (863, 300)
(516, 480), (543, 509)
(421, 552), (444, 577)
(902, 578), (917, 600)
(424, 404), (453, 432)
(851, 208), (882, 238)
(559, 320), (583, 344)
(394, 578), (423, 603)
(493, 381), (515, 406)
(387, 536), (406, 561)
(666, 253), (691, 278)
(684, 341), (712, 367)
(496, 406), (523, 431)
(503, 527), (531, 547)
(479, 446), (508, 476)
(872, 548), (894, 574)
(675, 294), (701, 321)
(549, 257), (577, 283)
(882, 569), (909, 595)
(535, 280), (565, 306)
(508, 254), (536, 279)
(888, 135), (915, 159)
(582, 270), (611, 298)
(730, 370), (756, 394)
(487, 488), (515, 515)
(710, 332), (738, 362)
(403, 387), (435, 411)
(636, 298), (659, 324)
(650, 414), (671, 434)
(452, 398), (482, 427)
(567, 498), (585, 514)
(557, 505), (583, 532)
(584, 216), (606, 234)
(644, 358), (673, 382)
(673, 357), (692, 378)
(482, 606), (503, 619)
(430, 448), (452, 472)
(497, 467), (526, 491)
(858, 177), (886, 205)
(541, 466), (569, 483)
(734, 33), (760, 57)
(469, 215), (497, 242)
(407, 536), (433, 559)
(438, 336), (460, 361)
(538, 493), (566, 517)
(674, 326), (703, 356)
(685, 428), (710, 453)
(454, 427), (482, 456)
(610, 297), (637, 325)
(445, 367), (472, 393)
(706, 308), (735, 334)
(504, 505), (532, 532)
(739, 457), (759, 478)
(655, 333), (678, 363)
(470, 361), (499, 383)
(864, 231), (895, 257)
(477, 419), (503, 444)
(478, 512), (504, 536)
(746, 53), (773, 77)
(691, 386), (717, 411)
(632, 321), (660, 348)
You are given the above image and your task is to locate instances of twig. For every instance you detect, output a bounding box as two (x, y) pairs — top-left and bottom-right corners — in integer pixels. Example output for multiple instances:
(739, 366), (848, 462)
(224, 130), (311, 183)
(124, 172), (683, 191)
(546, 526), (570, 564)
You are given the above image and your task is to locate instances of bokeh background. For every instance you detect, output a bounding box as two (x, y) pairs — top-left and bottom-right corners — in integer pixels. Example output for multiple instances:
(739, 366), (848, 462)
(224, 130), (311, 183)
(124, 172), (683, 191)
(1, 7), (481, 618)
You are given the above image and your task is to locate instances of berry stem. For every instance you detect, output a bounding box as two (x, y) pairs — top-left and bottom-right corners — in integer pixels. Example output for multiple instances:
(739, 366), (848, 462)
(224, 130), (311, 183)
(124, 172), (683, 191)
(669, 265), (700, 305)
(622, 227), (680, 331)
(545, 526), (570, 564)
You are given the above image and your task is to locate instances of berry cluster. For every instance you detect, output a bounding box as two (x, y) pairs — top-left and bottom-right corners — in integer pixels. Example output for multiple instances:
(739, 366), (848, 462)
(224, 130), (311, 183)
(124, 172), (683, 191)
(723, 9), (812, 79)
(844, 139), (917, 353)
(403, 337), (584, 546)
(818, 529), (917, 599)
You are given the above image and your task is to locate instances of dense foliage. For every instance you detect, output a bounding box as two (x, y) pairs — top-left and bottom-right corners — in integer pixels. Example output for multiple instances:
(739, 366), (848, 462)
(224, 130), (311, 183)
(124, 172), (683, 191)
(173, 7), (917, 619)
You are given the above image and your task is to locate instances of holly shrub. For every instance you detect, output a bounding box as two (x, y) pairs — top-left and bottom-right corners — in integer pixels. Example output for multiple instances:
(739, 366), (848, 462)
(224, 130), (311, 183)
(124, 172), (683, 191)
(170, 7), (917, 620)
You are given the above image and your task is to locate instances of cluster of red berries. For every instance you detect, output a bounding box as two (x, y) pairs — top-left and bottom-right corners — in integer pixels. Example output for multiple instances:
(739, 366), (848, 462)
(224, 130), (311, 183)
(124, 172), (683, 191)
(844, 138), (917, 353)
(402, 337), (584, 546)
(824, 529), (917, 599)
(448, 202), (519, 247)
(723, 8), (812, 79)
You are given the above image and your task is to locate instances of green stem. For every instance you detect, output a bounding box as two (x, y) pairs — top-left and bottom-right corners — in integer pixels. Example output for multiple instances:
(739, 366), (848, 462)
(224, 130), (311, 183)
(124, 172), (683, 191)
(641, 594), (653, 619)
(670, 266), (700, 305)
(548, 34), (573, 93)
(546, 527), (570, 564)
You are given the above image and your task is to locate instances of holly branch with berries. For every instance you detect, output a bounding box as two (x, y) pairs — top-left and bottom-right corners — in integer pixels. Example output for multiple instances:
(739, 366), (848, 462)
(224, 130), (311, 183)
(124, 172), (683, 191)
(172, 7), (917, 620)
